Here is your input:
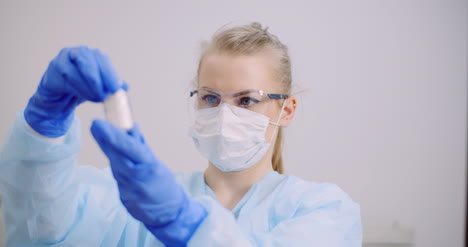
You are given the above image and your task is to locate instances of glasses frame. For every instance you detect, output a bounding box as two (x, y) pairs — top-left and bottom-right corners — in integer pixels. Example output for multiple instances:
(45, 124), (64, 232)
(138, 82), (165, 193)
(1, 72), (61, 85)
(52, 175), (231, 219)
(190, 88), (288, 101)
(189, 88), (289, 110)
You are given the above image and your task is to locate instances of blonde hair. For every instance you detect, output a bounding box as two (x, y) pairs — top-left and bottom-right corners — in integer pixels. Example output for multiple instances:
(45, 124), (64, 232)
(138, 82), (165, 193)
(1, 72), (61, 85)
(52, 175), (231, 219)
(197, 22), (292, 174)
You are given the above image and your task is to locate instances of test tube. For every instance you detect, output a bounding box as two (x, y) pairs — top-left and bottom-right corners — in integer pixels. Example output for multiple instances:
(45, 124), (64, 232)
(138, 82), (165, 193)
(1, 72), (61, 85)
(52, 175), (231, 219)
(104, 89), (134, 131)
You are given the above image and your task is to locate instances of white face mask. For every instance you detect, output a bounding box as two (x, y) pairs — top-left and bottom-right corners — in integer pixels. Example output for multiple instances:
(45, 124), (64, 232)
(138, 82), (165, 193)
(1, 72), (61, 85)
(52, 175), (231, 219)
(188, 103), (284, 172)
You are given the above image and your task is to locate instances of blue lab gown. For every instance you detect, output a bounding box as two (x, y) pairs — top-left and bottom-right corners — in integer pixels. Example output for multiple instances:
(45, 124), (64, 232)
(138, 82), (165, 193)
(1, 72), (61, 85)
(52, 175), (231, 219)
(0, 111), (362, 246)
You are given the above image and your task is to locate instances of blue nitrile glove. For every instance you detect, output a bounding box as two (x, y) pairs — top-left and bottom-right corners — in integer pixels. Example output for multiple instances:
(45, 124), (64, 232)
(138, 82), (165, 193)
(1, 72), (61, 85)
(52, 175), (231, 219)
(24, 46), (122, 137)
(90, 120), (208, 247)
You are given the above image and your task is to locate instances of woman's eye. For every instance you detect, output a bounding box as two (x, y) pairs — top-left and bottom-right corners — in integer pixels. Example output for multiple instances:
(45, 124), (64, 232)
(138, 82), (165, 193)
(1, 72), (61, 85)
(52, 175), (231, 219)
(239, 97), (259, 107)
(202, 95), (220, 105)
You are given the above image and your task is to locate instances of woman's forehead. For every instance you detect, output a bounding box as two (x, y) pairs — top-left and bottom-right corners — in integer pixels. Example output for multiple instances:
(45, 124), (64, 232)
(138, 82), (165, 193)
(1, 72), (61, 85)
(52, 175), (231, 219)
(198, 52), (280, 92)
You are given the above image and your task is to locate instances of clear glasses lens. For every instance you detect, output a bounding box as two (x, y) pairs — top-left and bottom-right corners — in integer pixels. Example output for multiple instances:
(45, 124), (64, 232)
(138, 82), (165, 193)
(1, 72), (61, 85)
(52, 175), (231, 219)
(191, 88), (287, 114)
(195, 89), (222, 108)
(234, 91), (265, 108)
(194, 88), (269, 108)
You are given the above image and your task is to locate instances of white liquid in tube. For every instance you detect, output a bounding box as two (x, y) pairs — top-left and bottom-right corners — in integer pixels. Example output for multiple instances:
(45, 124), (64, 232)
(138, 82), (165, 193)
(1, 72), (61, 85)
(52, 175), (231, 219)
(104, 89), (133, 130)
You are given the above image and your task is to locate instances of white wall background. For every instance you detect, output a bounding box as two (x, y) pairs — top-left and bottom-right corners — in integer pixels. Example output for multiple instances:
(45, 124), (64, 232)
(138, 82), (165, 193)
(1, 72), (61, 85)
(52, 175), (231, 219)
(0, 0), (466, 246)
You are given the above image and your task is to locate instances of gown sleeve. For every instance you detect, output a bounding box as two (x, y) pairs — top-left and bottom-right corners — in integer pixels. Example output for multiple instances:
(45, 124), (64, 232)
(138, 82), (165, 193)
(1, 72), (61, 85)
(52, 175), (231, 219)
(188, 180), (362, 247)
(0, 111), (163, 246)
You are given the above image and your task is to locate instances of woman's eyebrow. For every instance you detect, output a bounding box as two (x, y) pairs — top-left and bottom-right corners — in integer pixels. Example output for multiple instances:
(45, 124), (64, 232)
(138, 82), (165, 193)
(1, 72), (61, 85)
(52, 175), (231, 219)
(232, 90), (254, 97)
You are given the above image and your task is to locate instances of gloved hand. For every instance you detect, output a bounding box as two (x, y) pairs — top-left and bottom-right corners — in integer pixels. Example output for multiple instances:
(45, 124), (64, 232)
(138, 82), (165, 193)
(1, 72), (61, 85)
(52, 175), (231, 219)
(90, 120), (208, 247)
(25, 46), (122, 137)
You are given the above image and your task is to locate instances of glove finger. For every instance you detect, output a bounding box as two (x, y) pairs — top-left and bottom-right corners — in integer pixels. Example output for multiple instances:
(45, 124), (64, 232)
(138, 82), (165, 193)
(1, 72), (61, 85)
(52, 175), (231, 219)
(46, 48), (88, 96)
(93, 135), (137, 180)
(91, 119), (154, 164)
(68, 46), (104, 102)
(93, 49), (121, 96)
(121, 81), (129, 91)
(127, 124), (146, 144)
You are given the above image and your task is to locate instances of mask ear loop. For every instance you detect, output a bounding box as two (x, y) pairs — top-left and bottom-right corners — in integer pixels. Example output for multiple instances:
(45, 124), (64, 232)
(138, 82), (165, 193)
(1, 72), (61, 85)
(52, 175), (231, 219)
(268, 99), (287, 143)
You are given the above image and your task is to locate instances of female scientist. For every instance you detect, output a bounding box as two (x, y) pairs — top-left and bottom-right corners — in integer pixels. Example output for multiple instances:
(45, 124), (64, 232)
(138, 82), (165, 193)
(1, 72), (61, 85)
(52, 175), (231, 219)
(0, 23), (362, 246)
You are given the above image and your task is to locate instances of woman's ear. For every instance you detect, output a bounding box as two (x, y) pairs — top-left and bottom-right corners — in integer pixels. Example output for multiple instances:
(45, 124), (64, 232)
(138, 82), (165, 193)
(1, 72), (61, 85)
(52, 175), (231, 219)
(279, 96), (297, 127)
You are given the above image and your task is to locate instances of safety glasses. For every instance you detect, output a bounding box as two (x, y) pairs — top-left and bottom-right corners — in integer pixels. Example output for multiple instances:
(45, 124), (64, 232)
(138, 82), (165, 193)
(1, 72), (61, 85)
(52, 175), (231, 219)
(189, 88), (288, 113)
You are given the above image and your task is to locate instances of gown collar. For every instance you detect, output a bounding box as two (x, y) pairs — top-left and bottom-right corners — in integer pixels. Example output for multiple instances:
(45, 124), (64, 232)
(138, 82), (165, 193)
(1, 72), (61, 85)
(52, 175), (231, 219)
(202, 171), (283, 217)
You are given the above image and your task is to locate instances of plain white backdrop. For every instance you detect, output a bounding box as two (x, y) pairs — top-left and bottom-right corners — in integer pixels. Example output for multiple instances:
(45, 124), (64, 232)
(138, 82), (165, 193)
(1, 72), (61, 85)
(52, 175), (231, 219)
(0, 1), (466, 246)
